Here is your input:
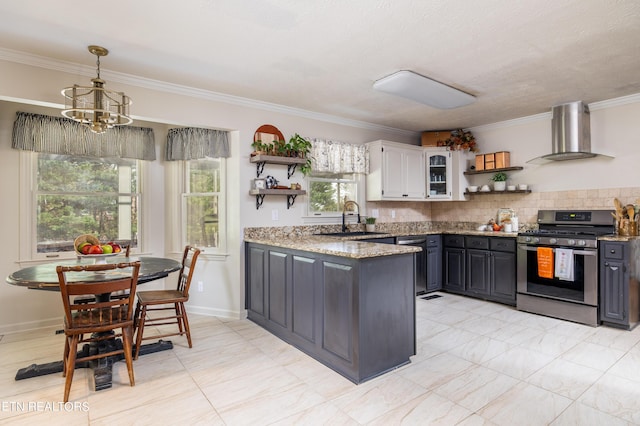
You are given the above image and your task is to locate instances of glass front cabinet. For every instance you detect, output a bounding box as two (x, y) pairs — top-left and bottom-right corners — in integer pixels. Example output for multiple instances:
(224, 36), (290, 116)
(425, 148), (469, 201)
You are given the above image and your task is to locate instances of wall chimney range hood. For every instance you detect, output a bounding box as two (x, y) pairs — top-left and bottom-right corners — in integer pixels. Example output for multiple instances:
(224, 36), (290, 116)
(528, 101), (612, 164)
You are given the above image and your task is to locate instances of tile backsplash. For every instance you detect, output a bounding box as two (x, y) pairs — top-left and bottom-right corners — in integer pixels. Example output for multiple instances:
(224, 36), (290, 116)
(366, 187), (640, 228)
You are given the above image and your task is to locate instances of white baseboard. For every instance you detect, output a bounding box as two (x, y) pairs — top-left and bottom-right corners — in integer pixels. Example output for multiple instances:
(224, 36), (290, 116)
(0, 318), (61, 335)
(186, 305), (247, 320)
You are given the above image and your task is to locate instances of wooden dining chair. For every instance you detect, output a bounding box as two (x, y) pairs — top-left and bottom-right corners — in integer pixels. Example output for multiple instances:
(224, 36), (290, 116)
(133, 246), (201, 359)
(56, 261), (141, 402)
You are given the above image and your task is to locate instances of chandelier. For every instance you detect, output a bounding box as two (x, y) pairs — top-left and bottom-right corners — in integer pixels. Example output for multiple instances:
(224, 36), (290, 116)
(61, 45), (132, 134)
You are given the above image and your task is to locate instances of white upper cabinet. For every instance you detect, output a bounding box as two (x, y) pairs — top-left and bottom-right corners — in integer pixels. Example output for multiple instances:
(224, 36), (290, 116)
(366, 140), (425, 201)
(425, 147), (469, 201)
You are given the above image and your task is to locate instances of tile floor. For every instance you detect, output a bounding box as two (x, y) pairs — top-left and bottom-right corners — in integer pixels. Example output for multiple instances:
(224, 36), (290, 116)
(2, 293), (640, 425)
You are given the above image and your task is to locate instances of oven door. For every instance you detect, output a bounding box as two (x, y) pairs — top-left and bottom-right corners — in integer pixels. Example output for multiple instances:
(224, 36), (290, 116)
(517, 243), (598, 306)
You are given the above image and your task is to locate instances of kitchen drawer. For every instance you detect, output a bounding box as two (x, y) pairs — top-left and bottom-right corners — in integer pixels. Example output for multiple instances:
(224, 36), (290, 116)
(466, 236), (489, 250)
(602, 242), (624, 260)
(444, 235), (465, 248)
(490, 237), (516, 252)
(426, 235), (441, 248)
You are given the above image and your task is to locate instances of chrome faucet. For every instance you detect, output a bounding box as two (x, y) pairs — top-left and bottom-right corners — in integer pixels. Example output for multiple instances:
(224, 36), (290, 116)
(342, 200), (361, 232)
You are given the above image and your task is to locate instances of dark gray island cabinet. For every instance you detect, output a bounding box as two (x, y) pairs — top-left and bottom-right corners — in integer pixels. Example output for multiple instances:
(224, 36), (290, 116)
(245, 242), (416, 384)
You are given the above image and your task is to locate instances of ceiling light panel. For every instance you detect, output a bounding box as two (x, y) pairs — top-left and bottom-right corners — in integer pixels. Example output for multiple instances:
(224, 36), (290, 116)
(373, 70), (475, 109)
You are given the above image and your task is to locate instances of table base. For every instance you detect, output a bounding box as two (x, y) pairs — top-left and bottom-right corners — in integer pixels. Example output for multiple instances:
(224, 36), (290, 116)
(15, 339), (174, 391)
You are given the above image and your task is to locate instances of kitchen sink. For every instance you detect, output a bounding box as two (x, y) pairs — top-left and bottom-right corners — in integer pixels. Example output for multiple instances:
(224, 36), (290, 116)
(317, 231), (387, 237)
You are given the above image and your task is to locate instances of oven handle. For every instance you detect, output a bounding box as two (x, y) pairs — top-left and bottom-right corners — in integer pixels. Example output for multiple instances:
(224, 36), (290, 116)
(517, 245), (596, 256)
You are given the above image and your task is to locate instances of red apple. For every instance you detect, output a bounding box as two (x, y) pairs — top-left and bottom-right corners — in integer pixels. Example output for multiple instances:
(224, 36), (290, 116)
(88, 244), (103, 254)
(82, 244), (92, 255)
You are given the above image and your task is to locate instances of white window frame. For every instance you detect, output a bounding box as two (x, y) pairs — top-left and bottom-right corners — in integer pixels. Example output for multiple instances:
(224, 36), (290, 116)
(179, 158), (227, 256)
(304, 173), (366, 222)
(18, 151), (145, 263)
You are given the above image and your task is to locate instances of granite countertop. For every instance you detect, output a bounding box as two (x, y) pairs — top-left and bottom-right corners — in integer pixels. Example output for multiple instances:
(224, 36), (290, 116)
(244, 228), (518, 259)
(245, 221), (639, 259)
(598, 234), (640, 242)
(244, 235), (422, 259)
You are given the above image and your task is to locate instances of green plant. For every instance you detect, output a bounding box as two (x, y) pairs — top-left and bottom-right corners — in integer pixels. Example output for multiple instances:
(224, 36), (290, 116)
(289, 134), (312, 158)
(365, 217), (376, 225)
(289, 133), (313, 175)
(491, 172), (508, 182)
(251, 140), (267, 153)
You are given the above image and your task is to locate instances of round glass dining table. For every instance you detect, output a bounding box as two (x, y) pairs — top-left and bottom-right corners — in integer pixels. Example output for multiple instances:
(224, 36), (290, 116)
(5, 255), (182, 391)
(6, 256), (181, 290)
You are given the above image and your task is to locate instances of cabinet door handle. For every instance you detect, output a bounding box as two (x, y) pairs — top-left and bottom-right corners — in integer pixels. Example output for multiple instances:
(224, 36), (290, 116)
(610, 249), (616, 254)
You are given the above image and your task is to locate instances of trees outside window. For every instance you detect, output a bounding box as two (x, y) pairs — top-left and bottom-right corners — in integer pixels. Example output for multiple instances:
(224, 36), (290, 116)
(36, 154), (139, 253)
(182, 159), (225, 252)
(307, 173), (358, 215)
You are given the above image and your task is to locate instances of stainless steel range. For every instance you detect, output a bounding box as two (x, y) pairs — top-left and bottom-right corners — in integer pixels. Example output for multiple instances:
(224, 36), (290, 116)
(517, 210), (615, 326)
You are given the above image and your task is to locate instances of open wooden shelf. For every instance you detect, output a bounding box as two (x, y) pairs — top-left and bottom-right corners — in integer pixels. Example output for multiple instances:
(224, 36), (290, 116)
(250, 154), (307, 178)
(249, 189), (307, 209)
(250, 154), (307, 166)
(465, 189), (531, 195)
(464, 166), (523, 176)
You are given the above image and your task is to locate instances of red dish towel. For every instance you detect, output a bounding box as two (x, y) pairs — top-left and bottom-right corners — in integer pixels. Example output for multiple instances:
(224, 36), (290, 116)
(537, 247), (554, 279)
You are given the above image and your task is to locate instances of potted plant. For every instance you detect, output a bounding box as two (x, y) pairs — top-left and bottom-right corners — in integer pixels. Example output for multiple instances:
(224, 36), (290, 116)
(491, 171), (508, 191)
(365, 217), (376, 232)
(250, 140), (268, 156)
(442, 129), (478, 152)
(289, 133), (313, 175)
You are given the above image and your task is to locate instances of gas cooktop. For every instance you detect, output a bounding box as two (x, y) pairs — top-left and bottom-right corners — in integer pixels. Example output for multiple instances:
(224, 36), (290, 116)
(517, 209), (615, 248)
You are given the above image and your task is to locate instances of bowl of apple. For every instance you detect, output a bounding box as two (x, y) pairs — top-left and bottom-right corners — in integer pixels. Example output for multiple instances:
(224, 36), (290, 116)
(74, 235), (123, 263)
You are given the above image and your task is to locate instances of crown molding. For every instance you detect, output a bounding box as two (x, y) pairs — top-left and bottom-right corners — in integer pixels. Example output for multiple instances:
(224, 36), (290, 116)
(589, 93), (640, 110)
(470, 93), (640, 133)
(0, 47), (416, 138)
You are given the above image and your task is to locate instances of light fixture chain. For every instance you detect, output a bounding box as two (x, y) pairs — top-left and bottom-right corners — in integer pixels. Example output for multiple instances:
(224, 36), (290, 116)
(95, 54), (101, 79)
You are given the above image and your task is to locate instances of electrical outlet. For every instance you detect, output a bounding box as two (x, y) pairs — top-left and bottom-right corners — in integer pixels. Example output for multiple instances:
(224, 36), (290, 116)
(272, 209), (279, 221)
(391, 210), (396, 219)
(372, 209), (379, 218)
(198, 281), (203, 292)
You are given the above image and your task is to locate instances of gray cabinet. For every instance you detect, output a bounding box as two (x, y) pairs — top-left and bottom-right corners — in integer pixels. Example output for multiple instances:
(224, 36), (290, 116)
(245, 242), (416, 384)
(443, 234), (516, 305)
(600, 241), (639, 329)
(466, 236), (516, 305)
(443, 235), (465, 293)
(247, 246), (318, 339)
(466, 236), (491, 296)
(490, 241), (517, 304)
(426, 235), (442, 292)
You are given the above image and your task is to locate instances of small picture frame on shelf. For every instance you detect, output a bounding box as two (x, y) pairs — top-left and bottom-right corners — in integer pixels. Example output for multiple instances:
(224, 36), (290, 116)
(253, 178), (266, 189)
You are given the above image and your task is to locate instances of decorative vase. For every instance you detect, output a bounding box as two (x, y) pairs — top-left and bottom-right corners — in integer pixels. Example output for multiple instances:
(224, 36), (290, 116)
(493, 181), (506, 191)
(366, 224), (376, 232)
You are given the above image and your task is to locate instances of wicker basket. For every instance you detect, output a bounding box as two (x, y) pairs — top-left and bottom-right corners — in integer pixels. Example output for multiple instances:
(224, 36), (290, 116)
(74, 234), (100, 253)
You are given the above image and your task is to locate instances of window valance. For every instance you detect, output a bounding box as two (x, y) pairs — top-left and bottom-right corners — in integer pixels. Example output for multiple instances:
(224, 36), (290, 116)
(310, 138), (369, 174)
(165, 127), (230, 160)
(11, 112), (156, 161)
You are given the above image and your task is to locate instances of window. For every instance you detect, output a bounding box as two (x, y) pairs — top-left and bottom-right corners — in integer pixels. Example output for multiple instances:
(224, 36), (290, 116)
(34, 153), (139, 256)
(307, 173), (361, 216)
(182, 159), (225, 252)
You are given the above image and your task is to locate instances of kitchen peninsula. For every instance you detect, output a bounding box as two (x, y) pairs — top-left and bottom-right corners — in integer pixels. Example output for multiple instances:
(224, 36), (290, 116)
(244, 233), (420, 384)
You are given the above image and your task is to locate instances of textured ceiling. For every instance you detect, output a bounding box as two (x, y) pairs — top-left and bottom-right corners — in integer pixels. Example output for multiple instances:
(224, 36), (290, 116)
(0, 0), (639, 132)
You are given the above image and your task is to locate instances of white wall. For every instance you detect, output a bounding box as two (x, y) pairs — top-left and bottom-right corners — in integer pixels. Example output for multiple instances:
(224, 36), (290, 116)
(468, 100), (640, 192)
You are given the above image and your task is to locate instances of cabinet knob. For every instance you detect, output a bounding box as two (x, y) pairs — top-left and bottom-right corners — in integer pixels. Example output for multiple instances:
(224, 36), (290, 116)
(610, 249), (616, 254)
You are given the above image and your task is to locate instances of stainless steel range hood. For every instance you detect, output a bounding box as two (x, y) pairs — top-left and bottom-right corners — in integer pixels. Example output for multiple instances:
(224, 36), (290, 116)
(528, 101), (612, 163)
